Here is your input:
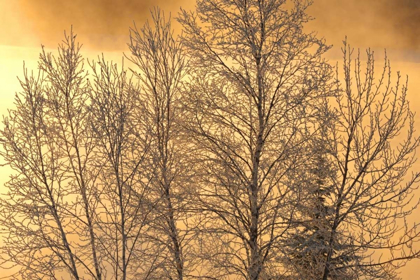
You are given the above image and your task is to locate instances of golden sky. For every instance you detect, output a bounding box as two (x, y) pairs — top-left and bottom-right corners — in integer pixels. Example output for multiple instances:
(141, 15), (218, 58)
(0, 0), (420, 278)
(1, 0), (420, 52)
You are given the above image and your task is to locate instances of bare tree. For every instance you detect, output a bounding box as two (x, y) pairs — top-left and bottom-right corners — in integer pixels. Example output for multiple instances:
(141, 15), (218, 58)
(39, 31), (105, 280)
(0, 31), (103, 279)
(0, 29), (159, 280)
(292, 42), (420, 280)
(177, 0), (333, 278)
(127, 8), (195, 280)
(0, 67), (82, 280)
(88, 56), (153, 280)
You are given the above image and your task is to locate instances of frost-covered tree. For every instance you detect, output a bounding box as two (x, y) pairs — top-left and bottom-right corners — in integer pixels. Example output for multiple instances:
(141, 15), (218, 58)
(127, 9), (194, 280)
(313, 42), (420, 280)
(283, 42), (420, 280)
(88, 56), (153, 279)
(0, 31), (104, 279)
(283, 132), (358, 280)
(178, 0), (333, 278)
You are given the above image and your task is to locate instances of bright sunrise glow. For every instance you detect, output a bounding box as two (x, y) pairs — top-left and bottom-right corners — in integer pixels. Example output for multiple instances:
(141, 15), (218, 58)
(1, 1), (420, 279)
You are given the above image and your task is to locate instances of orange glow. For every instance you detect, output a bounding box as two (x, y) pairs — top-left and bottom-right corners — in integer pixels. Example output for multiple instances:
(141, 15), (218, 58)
(0, 0), (419, 278)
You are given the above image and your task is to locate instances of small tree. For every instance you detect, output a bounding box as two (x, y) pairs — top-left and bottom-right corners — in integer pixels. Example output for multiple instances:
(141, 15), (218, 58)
(283, 131), (358, 279)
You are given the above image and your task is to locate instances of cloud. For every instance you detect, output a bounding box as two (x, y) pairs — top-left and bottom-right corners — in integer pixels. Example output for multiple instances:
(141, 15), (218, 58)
(307, 0), (420, 51)
(2, 0), (420, 53)
(7, 0), (193, 51)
